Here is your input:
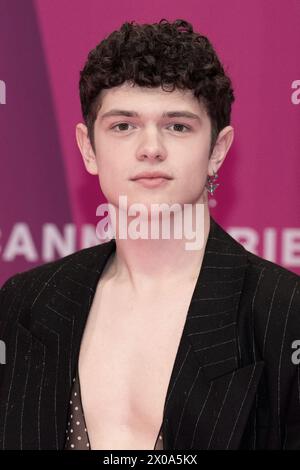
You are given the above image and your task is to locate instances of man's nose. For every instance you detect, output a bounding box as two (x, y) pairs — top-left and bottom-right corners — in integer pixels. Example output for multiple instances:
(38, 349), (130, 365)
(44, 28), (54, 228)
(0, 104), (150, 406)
(135, 127), (167, 161)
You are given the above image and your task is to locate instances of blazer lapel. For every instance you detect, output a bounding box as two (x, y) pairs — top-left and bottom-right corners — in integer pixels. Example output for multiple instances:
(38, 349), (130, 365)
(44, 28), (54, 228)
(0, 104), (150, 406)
(161, 216), (265, 449)
(30, 239), (116, 449)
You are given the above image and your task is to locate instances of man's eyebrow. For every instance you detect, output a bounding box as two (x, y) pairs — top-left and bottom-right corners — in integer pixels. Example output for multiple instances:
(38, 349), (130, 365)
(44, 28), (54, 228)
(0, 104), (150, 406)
(99, 109), (202, 121)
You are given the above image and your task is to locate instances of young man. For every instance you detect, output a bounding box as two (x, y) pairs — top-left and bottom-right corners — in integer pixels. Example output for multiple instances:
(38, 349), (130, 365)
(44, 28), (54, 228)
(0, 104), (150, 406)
(0, 19), (299, 450)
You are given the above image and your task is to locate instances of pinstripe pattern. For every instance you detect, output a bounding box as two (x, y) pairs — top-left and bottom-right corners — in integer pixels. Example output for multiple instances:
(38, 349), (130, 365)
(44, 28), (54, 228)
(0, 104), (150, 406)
(0, 215), (299, 449)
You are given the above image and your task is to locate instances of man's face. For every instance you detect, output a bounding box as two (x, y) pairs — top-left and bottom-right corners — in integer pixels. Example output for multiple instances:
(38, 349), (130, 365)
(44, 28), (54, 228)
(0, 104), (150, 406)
(84, 82), (215, 210)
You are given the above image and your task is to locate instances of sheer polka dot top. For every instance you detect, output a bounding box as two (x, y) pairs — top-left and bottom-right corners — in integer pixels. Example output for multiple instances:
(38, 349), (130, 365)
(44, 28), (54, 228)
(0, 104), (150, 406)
(64, 369), (164, 450)
(65, 371), (90, 450)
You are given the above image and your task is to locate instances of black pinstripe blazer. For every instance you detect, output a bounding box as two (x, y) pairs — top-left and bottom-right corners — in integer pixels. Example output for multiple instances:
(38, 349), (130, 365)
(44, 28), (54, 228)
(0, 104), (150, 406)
(0, 216), (299, 450)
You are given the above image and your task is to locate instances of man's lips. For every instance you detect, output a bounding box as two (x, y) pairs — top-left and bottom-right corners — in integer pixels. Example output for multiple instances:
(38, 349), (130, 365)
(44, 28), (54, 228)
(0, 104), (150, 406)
(131, 177), (172, 188)
(130, 171), (173, 180)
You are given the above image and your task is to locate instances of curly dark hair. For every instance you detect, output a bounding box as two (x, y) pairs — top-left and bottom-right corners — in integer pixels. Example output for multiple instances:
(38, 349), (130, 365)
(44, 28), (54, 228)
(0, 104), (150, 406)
(79, 18), (235, 156)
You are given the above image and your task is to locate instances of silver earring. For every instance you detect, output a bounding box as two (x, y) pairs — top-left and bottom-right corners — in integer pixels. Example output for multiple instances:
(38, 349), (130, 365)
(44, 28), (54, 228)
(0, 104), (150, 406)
(206, 170), (219, 195)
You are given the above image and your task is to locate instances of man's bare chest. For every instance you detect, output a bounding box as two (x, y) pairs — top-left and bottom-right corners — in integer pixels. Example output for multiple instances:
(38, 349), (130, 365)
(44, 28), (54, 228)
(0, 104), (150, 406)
(77, 277), (196, 449)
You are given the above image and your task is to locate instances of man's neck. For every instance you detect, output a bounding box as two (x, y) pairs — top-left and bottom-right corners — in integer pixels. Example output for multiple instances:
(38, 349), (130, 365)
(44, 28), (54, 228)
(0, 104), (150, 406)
(105, 201), (211, 293)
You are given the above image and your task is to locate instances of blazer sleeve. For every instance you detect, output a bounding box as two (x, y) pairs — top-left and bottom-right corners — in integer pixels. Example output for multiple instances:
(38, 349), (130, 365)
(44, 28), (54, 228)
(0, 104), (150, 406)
(283, 280), (300, 449)
(0, 273), (23, 335)
(251, 259), (300, 449)
(284, 364), (300, 449)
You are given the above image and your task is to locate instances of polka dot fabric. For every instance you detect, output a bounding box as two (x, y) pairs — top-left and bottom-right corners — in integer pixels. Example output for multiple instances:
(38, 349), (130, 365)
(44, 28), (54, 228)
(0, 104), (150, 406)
(64, 369), (164, 450)
(65, 372), (90, 450)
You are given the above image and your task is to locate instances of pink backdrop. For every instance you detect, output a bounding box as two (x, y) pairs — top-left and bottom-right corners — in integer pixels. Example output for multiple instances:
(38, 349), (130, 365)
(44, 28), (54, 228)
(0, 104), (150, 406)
(1, 0), (299, 286)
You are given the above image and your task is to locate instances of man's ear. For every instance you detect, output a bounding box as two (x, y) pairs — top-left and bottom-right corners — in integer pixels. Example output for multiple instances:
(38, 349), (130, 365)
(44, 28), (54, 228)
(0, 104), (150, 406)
(208, 125), (234, 175)
(75, 123), (98, 175)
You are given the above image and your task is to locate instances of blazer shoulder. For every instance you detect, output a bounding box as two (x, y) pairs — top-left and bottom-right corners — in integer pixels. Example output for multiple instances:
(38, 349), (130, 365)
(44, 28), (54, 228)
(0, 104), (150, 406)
(0, 240), (114, 308)
(245, 249), (300, 284)
(244, 249), (300, 316)
(243, 249), (300, 356)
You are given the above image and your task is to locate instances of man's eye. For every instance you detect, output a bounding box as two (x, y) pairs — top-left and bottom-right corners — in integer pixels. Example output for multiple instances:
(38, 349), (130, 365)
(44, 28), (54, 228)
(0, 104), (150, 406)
(168, 123), (190, 133)
(111, 123), (134, 132)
